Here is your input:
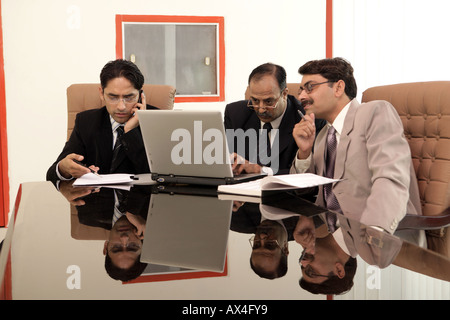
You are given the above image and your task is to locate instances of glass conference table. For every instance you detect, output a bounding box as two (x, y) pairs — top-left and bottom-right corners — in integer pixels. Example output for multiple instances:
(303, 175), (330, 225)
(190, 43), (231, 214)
(1, 174), (449, 303)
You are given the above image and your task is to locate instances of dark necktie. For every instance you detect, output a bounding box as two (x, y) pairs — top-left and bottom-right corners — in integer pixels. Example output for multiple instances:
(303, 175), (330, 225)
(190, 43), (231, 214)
(323, 126), (340, 232)
(113, 189), (128, 225)
(263, 122), (272, 158)
(110, 126), (124, 173)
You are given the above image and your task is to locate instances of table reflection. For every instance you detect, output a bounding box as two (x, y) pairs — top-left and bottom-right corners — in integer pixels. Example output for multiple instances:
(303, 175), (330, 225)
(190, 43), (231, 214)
(59, 181), (450, 289)
(1, 180), (448, 300)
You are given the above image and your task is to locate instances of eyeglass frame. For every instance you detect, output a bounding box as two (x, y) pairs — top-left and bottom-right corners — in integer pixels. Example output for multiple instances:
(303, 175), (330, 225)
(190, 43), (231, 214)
(249, 235), (283, 251)
(103, 91), (141, 106)
(297, 80), (335, 96)
(247, 89), (285, 109)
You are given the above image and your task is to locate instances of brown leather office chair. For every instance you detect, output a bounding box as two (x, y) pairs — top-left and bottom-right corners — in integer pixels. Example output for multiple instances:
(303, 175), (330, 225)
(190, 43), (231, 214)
(67, 83), (175, 240)
(66, 83), (176, 139)
(362, 81), (450, 256)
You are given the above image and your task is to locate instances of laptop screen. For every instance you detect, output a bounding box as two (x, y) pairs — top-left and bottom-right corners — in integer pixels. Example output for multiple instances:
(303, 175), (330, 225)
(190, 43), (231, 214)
(138, 110), (234, 178)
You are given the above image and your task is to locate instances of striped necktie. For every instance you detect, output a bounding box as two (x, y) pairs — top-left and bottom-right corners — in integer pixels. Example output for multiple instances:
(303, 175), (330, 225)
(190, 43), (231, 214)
(110, 125), (124, 173)
(323, 126), (340, 232)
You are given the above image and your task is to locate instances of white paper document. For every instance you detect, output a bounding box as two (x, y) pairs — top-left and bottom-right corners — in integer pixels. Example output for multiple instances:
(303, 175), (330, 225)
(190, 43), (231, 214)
(217, 173), (339, 197)
(73, 173), (134, 186)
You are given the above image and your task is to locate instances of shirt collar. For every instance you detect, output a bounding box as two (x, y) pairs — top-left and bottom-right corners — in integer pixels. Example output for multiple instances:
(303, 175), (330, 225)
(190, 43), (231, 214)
(259, 103), (287, 130)
(110, 115), (124, 132)
(328, 99), (353, 136)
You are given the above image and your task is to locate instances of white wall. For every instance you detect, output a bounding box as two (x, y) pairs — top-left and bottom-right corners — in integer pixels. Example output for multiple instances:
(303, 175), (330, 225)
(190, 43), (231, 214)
(332, 0), (450, 299)
(333, 0), (450, 101)
(2, 0), (326, 215)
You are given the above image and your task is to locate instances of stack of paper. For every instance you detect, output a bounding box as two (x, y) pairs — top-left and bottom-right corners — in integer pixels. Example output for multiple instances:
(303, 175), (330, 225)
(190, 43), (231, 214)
(217, 173), (339, 197)
(73, 173), (134, 186)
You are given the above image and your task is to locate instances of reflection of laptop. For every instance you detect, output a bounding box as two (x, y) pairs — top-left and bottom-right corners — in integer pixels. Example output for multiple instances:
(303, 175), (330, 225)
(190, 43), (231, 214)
(140, 193), (232, 272)
(137, 110), (266, 185)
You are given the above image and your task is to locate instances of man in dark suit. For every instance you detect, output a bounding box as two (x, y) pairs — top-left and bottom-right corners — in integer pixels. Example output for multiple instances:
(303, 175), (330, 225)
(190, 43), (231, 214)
(47, 59), (157, 184)
(224, 63), (325, 175)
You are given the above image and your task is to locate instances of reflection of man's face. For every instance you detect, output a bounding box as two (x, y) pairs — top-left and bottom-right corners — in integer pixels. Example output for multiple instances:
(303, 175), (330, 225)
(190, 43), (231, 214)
(301, 253), (333, 284)
(103, 216), (142, 269)
(299, 242), (339, 284)
(251, 220), (288, 272)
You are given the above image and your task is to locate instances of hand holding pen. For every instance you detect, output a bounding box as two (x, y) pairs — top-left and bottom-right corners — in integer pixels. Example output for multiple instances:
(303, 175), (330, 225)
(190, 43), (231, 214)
(58, 153), (100, 179)
(293, 110), (316, 160)
(73, 159), (100, 177)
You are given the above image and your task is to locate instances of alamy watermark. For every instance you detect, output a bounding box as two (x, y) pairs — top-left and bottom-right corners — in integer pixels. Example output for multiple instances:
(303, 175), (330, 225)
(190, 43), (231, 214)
(170, 121), (279, 173)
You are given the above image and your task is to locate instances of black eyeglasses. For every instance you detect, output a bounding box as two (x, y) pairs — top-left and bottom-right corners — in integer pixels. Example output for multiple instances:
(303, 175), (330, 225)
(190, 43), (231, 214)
(298, 81), (335, 95)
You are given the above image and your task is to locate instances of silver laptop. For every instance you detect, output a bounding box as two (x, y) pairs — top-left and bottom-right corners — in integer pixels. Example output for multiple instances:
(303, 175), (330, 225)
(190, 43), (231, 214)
(137, 109), (266, 185)
(140, 193), (233, 272)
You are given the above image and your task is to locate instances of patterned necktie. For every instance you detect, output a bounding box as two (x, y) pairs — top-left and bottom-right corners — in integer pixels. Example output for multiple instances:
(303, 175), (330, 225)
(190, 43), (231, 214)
(323, 126), (339, 232)
(110, 125), (124, 173)
(112, 189), (128, 225)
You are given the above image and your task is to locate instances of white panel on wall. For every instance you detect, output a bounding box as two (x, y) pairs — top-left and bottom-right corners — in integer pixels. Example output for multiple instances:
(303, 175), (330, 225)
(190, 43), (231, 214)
(332, 0), (450, 299)
(333, 0), (450, 100)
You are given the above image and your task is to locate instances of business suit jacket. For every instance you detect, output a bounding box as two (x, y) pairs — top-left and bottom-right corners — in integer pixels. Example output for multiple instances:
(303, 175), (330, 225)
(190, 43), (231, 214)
(47, 105), (157, 184)
(75, 185), (152, 230)
(230, 202), (300, 241)
(337, 213), (403, 268)
(224, 95), (325, 174)
(299, 99), (422, 234)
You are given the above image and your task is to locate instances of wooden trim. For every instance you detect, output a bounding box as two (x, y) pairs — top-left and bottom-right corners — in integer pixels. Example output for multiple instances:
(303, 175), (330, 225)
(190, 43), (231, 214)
(115, 15), (225, 103)
(0, 0), (9, 227)
(326, 0), (333, 58)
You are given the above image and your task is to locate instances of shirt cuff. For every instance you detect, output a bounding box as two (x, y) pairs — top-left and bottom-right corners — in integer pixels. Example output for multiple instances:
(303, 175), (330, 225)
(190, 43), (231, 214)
(261, 166), (274, 176)
(56, 161), (73, 181)
(293, 153), (312, 173)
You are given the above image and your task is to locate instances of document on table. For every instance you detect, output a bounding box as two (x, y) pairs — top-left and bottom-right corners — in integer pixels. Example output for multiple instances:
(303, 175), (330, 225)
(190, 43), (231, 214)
(217, 173), (339, 197)
(73, 172), (135, 186)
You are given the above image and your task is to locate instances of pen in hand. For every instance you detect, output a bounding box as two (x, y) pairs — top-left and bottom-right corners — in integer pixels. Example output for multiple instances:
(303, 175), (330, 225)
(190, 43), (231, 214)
(73, 159), (100, 177)
(298, 110), (307, 121)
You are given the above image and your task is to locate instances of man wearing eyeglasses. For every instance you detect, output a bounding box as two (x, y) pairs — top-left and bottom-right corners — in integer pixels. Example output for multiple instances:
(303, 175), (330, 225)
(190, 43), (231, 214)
(224, 63), (325, 175)
(47, 59), (157, 184)
(290, 57), (422, 237)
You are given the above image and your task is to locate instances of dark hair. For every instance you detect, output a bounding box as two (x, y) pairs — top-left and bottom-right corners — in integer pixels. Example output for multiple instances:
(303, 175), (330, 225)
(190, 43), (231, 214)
(250, 253), (288, 279)
(299, 256), (357, 295)
(104, 253), (147, 282)
(100, 59), (145, 90)
(248, 63), (287, 91)
(298, 57), (357, 99)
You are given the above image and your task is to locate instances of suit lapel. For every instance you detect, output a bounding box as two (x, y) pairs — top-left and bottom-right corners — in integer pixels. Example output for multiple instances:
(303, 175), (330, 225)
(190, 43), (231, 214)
(277, 101), (296, 155)
(314, 125), (327, 177)
(96, 109), (114, 173)
(334, 100), (358, 180)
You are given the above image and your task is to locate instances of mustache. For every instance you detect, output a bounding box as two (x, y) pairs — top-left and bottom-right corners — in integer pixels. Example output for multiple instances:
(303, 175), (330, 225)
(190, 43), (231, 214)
(300, 99), (314, 107)
(300, 252), (315, 262)
(255, 111), (271, 118)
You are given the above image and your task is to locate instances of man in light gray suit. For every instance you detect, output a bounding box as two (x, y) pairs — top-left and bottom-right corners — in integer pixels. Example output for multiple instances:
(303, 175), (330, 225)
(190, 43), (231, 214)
(290, 57), (422, 235)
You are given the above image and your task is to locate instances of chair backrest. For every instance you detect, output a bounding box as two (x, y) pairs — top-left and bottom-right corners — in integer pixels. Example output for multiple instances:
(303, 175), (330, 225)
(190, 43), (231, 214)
(362, 81), (450, 218)
(66, 83), (176, 139)
(244, 83), (301, 100)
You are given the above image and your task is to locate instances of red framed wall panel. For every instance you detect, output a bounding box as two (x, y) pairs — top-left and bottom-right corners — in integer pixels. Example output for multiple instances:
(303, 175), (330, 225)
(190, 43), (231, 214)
(115, 14), (225, 103)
